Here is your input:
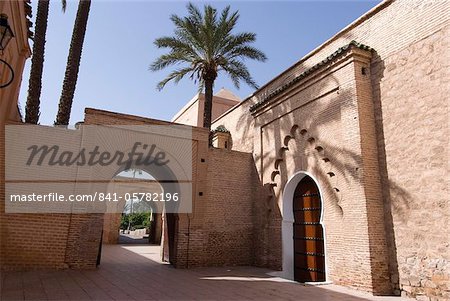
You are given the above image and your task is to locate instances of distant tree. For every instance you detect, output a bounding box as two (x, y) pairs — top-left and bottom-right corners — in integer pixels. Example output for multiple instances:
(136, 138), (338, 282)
(150, 2), (266, 130)
(120, 212), (151, 230)
(25, 0), (66, 124)
(120, 214), (129, 230)
(55, 0), (91, 125)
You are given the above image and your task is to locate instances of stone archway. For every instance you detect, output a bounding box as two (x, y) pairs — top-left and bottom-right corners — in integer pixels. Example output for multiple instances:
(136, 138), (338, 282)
(101, 170), (164, 246)
(60, 117), (199, 269)
(281, 171), (328, 282)
(99, 162), (182, 265)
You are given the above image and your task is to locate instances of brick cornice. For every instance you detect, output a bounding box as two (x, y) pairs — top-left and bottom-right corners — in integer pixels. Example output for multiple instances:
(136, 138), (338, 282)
(249, 41), (373, 114)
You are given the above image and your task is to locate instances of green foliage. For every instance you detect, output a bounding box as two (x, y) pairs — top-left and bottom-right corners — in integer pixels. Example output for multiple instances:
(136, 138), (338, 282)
(120, 214), (129, 230)
(214, 125), (230, 133)
(149, 2), (267, 91)
(120, 212), (151, 230)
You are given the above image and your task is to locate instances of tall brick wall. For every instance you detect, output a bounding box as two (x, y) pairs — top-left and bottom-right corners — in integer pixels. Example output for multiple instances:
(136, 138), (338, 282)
(184, 148), (262, 267)
(1, 125), (81, 270)
(371, 26), (450, 299)
(213, 1), (449, 299)
(249, 47), (391, 294)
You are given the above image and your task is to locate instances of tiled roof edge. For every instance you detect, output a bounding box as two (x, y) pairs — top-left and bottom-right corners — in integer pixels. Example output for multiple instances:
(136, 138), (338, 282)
(212, 125), (230, 134)
(249, 40), (373, 113)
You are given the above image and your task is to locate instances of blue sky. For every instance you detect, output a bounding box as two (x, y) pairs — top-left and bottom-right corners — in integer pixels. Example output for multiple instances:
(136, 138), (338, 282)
(18, 0), (381, 125)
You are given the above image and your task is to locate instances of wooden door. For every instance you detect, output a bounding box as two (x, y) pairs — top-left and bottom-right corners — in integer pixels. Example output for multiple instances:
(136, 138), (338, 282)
(293, 176), (326, 282)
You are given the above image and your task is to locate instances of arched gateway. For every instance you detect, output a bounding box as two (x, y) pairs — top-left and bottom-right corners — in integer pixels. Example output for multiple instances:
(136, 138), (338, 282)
(293, 176), (325, 282)
(282, 172), (327, 282)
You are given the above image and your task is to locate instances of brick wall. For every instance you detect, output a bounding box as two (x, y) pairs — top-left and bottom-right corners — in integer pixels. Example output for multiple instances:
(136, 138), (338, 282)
(213, 0), (449, 299)
(371, 26), (450, 300)
(249, 47), (392, 294)
(1, 125), (80, 270)
(184, 148), (262, 267)
(0, 213), (70, 270)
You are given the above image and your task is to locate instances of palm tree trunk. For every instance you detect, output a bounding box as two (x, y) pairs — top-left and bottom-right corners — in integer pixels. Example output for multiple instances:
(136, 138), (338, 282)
(55, 0), (91, 126)
(203, 79), (214, 130)
(25, 0), (49, 124)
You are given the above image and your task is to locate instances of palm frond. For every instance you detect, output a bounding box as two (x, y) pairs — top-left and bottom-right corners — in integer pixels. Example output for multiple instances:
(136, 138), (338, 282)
(222, 59), (258, 89)
(227, 45), (267, 61)
(149, 52), (193, 71)
(215, 7), (238, 52)
(186, 2), (202, 24)
(172, 15), (205, 57)
(150, 2), (266, 92)
(156, 67), (195, 91)
(202, 5), (217, 62)
(218, 32), (257, 57)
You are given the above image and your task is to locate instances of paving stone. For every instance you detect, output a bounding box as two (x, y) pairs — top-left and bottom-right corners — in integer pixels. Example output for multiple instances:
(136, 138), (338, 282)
(1, 245), (411, 301)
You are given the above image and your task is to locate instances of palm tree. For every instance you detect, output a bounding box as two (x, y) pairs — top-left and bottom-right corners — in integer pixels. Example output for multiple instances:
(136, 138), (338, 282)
(55, 0), (91, 126)
(25, 0), (66, 124)
(150, 3), (266, 130)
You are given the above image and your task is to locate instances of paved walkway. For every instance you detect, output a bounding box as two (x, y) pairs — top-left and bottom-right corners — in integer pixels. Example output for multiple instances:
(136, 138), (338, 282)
(118, 233), (149, 244)
(1, 244), (409, 301)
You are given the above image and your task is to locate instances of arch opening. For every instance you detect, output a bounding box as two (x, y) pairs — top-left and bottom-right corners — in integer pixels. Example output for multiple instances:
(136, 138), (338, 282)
(99, 160), (181, 266)
(113, 169), (163, 245)
(282, 171), (328, 282)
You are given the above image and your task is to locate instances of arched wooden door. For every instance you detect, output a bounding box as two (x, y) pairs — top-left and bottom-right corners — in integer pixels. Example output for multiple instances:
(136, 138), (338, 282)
(293, 176), (326, 282)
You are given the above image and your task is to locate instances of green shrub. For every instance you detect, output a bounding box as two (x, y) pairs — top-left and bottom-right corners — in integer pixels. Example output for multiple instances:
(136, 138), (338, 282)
(120, 212), (151, 230)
